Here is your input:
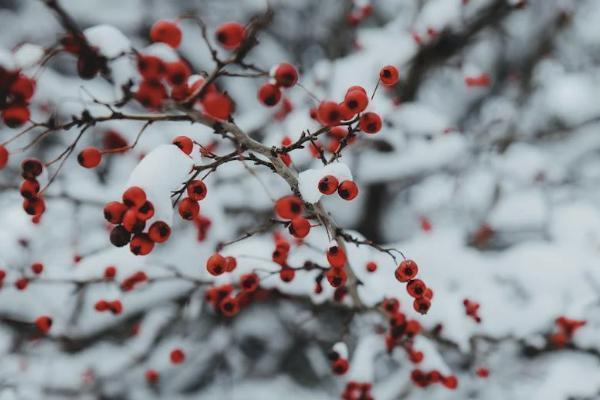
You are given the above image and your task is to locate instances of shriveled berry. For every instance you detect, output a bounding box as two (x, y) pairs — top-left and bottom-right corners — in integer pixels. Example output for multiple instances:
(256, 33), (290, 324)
(279, 267), (295, 282)
(110, 225), (131, 247)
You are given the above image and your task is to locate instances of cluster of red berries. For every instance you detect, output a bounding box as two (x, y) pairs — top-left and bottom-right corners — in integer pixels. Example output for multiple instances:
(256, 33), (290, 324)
(549, 316), (586, 348)
(19, 158), (46, 219)
(205, 279), (271, 318)
(104, 186), (171, 255)
(328, 348), (350, 375)
(342, 381), (373, 400)
(324, 243), (348, 289)
(463, 298), (482, 323)
(94, 299), (123, 315)
(270, 233), (297, 282)
(394, 259), (432, 314)
(0, 67), (35, 129)
(318, 175), (359, 201)
(381, 298), (423, 353)
(178, 179), (208, 220)
(257, 63), (298, 107)
(274, 195), (312, 239)
(411, 369), (458, 390)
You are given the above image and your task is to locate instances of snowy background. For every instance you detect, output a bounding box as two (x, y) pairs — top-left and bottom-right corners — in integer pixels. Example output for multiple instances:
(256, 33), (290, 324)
(1, 0), (600, 399)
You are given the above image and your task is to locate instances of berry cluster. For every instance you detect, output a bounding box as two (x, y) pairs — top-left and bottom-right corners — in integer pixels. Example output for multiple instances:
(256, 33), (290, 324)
(0, 68), (35, 129)
(94, 299), (123, 315)
(105, 186), (171, 255)
(257, 63), (298, 107)
(411, 369), (458, 390)
(382, 298), (423, 352)
(318, 174), (359, 201)
(549, 316), (586, 348)
(204, 278), (271, 318)
(341, 381), (374, 400)
(463, 298), (482, 323)
(274, 195), (313, 239)
(394, 259), (432, 314)
(19, 158), (46, 220)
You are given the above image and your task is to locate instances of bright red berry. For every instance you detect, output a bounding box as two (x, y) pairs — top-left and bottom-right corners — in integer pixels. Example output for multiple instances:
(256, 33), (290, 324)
(395, 259), (418, 282)
(122, 186), (147, 208)
(258, 82), (282, 107)
(317, 101), (342, 126)
(170, 348), (185, 364)
(359, 112), (382, 134)
(215, 22), (245, 49)
(35, 315), (52, 333)
(379, 65), (399, 86)
(337, 180), (359, 200)
(104, 266), (117, 279)
(202, 92), (233, 120)
(77, 147), (102, 168)
(406, 279), (426, 298)
(206, 253), (227, 276)
(148, 221), (171, 243)
(275, 195), (303, 219)
(187, 180), (208, 201)
(318, 175), (339, 195)
(327, 245), (347, 268)
(130, 233), (154, 256)
(150, 20), (182, 48)
(289, 217), (311, 238)
(104, 201), (128, 224)
(366, 261), (377, 272)
(2, 105), (30, 128)
(271, 63), (298, 87)
(178, 197), (200, 220)
(172, 136), (193, 154)
(344, 89), (368, 113)
(136, 201), (155, 221)
(166, 60), (191, 86)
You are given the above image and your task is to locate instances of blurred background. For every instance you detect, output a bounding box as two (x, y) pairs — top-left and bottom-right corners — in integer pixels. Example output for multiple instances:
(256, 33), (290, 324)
(1, 0), (600, 399)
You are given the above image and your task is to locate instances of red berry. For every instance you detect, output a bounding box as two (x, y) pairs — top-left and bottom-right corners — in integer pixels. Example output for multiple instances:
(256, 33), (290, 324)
(338, 102), (356, 121)
(406, 279), (426, 298)
(122, 208), (145, 233)
(326, 268), (347, 288)
(137, 55), (166, 81)
(23, 196), (45, 216)
(35, 315), (52, 333)
(145, 369), (159, 383)
(170, 348), (185, 364)
(395, 259), (418, 282)
(166, 60), (191, 86)
(279, 267), (295, 282)
(327, 245), (347, 268)
(173, 135), (193, 154)
(257, 82), (282, 107)
(442, 375), (458, 389)
(31, 262), (43, 274)
(206, 253), (227, 276)
(103, 130), (128, 152)
(271, 63), (298, 87)
(366, 261), (377, 272)
(150, 20), (182, 48)
(219, 296), (240, 317)
(0, 145), (8, 169)
(95, 300), (109, 311)
(359, 112), (382, 134)
(122, 186), (147, 208)
(136, 201), (155, 221)
(337, 180), (359, 200)
(21, 158), (43, 179)
(225, 256), (237, 272)
(104, 266), (117, 279)
(109, 300), (123, 314)
(15, 277), (29, 290)
(317, 101), (342, 126)
(187, 180), (208, 201)
(382, 298), (400, 314)
(2, 105), (30, 128)
(10, 74), (36, 101)
(240, 273), (259, 292)
(289, 217), (311, 238)
(476, 367), (489, 378)
(379, 65), (399, 86)
(344, 89), (368, 113)
(148, 221), (171, 243)
(20, 179), (40, 199)
(274, 195), (303, 219)
(413, 297), (431, 314)
(201, 92), (233, 120)
(135, 80), (166, 109)
(332, 358), (349, 375)
(178, 197), (200, 220)
(329, 126), (348, 140)
(215, 22), (245, 49)
(104, 201), (127, 224)
(77, 147), (102, 168)
(130, 233), (155, 256)
(318, 175), (339, 195)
